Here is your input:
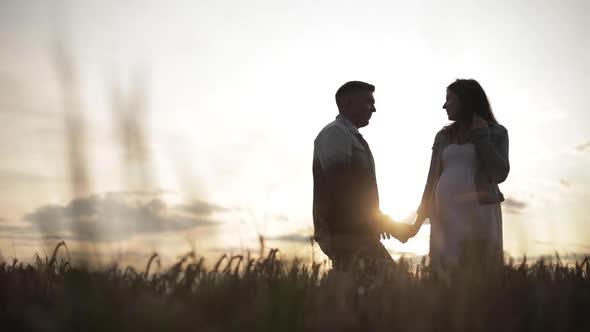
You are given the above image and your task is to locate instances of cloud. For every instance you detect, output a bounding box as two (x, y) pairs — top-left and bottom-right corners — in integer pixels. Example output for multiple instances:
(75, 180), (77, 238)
(503, 197), (527, 214)
(0, 224), (29, 232)
(22, 195), (223, 242)
(0, 221), (41, 242)
(104, 189), (172, 198)
(576, 141), (590, 152)
(534, 240), (590, 251)
(0, 216), (37, 240)
(208, 246), (259, 254)
(0, 169), (60, 184)
(175, 200), (229, 216)
(266, 233), (313, 244)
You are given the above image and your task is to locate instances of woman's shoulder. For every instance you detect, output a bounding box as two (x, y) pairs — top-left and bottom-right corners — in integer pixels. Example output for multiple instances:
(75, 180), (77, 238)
(489, 123), (508, 135)
(435, 126), (450, 140)
(431, 126), (450, 149)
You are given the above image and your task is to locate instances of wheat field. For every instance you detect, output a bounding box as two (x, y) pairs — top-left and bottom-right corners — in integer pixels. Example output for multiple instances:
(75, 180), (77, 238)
(1, 241), (589, 332)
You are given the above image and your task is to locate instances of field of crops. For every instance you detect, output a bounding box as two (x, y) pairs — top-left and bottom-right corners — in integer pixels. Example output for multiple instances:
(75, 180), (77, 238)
(1, 242), (589, 332)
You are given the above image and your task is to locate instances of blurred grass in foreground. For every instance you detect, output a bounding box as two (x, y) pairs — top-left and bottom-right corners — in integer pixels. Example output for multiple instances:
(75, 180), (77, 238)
(1, 242), (589, 332)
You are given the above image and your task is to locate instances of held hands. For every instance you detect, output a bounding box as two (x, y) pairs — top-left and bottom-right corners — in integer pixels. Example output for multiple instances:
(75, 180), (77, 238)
(387, 222), (421, 243)
(378, 213), (421, 244)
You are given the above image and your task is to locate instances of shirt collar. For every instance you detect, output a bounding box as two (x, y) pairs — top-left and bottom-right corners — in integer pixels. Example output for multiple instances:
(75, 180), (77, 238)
(336, 114), (360, 135)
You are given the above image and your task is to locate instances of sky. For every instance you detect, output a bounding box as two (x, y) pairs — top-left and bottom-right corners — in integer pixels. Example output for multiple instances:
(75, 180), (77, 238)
(0, 0), (589, 266)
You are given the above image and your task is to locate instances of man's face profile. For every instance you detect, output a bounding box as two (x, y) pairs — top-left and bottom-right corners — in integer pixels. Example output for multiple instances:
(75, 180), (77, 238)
(345, 91), (376, 128)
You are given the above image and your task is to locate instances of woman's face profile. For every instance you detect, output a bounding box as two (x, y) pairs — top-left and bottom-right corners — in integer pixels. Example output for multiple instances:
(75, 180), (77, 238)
(443, 89), (462, 121)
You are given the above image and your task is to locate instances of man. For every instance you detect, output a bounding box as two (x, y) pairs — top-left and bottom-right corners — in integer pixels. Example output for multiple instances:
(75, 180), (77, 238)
(312, 81), (410, 271)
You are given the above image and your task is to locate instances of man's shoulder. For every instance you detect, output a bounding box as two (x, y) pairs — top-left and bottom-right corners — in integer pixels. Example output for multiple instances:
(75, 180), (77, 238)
(315, 119), (351, 142)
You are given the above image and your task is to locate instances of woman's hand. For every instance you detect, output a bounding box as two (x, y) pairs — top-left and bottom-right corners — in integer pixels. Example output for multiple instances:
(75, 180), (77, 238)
(379, 211), (425, 243)
(405, 212), (426, 239)
(383, 222), (411, 243)
(471, 113), (489, 129)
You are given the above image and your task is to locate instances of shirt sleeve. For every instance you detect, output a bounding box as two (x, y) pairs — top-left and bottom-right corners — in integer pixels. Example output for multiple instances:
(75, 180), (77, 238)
(315, 125), (353, 171)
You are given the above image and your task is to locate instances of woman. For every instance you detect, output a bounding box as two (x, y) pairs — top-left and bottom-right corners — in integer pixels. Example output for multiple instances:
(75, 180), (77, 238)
(410, 79), (509, 269)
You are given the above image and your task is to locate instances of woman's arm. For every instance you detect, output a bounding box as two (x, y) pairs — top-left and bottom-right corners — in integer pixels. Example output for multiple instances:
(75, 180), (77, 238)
(417, 131), (442, 218)
(412, 130), (443, 234)
(468, 124), (510, 184)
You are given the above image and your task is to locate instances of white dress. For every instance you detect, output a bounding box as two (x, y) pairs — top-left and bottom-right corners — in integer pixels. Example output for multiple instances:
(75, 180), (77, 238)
(430, 143), (503, 265)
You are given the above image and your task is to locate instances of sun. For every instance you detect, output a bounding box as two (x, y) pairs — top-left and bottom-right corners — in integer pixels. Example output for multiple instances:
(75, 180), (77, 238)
(379, 193), (417, 223)
(375, 171), (431, 257)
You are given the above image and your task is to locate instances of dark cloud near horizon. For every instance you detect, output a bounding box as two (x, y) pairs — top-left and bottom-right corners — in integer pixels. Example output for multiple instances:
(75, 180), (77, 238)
(208, 246), (260, 254)
(576, 141), (590, 152)
(176, 200), (229, 216)
(0, 229), (61, 242)
(534, 240), (590, 251)
(0, 222), (46, 242)
(104, 189), (172, 198)
(503, 197), (527, 214)
(22, 195), (223, 242)
(266, 233), (313, 244)
(0, 169), (58, 183)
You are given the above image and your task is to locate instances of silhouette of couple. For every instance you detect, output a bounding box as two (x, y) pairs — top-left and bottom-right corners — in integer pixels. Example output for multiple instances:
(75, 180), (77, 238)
(312, 79), (509, 272)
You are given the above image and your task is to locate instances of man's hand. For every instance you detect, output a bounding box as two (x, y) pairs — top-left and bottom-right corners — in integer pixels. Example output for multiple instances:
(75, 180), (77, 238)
(471, 113), (489, 130)
(381, 214), (424, 243)
(377, 212), (421, 243)
(387, 222), (415, 243)
(377, 213), (395, 240)
(379, 222), (414, 243)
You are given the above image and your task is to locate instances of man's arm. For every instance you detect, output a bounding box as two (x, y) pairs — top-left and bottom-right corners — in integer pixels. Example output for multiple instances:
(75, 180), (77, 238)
(316, 126), (382, 235)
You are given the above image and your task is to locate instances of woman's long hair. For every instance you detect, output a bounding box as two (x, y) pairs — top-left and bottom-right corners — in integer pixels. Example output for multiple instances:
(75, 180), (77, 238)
(446, 79), (498, 143)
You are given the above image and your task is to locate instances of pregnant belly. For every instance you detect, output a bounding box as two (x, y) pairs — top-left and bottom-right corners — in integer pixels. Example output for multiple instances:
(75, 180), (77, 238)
(435, 167), (479, 205)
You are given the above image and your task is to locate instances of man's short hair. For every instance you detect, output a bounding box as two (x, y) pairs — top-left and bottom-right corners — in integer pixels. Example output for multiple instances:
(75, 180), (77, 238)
(335, 81), (375, 107)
